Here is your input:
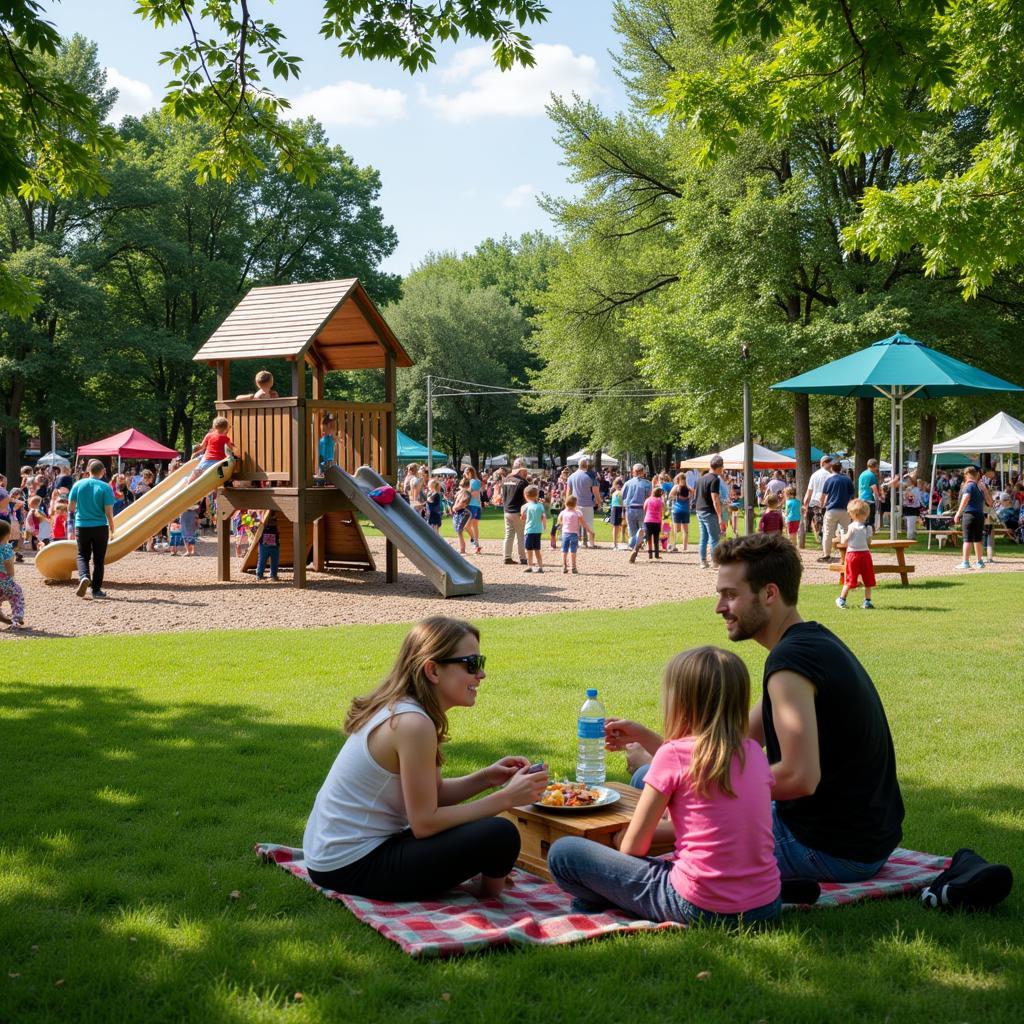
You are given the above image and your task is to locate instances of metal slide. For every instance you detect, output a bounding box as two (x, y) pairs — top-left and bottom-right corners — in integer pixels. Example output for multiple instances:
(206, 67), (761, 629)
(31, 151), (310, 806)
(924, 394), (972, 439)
(324, 465), (483, 598)
(35, 457), (234, 581)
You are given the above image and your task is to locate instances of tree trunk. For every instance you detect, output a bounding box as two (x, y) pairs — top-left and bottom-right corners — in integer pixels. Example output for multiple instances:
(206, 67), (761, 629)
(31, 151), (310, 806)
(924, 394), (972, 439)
(2, 379), (25, 480)
(558, 440), (569, 470)
(663, 443), (674, 473)
(793, 392), (812, 498)
(468, 448), (480, 471)
(854, 397), (874, 478)
(918, 412), (937, 486)
(645, 449), (655, 476)
(36, 414), (50, 457)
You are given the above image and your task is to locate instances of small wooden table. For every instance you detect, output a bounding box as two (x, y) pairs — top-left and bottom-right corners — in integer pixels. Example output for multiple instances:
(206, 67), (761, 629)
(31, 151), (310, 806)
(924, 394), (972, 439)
(830, 538), (916, 586)
(920, 514), (960, 550)
(500, 782), (672, 881)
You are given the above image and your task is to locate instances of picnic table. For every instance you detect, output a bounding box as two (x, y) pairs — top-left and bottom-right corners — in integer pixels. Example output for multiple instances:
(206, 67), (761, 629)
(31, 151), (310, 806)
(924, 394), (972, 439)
(920, 513), (960, 550)
(830, 538), (916, 586)
(500, 782), (672, 882)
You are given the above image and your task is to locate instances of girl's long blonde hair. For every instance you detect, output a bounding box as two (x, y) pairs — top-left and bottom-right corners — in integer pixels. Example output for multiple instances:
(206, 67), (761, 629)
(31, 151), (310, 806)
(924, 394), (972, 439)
(343, 617), (480, 765)
(661, 646), (750, 798)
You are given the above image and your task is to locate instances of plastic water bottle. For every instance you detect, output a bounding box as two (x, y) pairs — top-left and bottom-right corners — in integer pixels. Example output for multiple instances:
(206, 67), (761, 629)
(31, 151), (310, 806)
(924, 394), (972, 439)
(576, 688), (606, 785)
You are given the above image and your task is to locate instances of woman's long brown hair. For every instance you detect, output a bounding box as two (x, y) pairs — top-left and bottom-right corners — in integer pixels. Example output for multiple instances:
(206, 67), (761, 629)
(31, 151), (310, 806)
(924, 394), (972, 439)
(344, 617), (480, 766)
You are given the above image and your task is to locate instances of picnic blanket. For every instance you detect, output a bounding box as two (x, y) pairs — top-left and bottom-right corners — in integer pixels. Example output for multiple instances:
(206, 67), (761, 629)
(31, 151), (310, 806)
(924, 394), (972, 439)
(255, 843), (948, 959)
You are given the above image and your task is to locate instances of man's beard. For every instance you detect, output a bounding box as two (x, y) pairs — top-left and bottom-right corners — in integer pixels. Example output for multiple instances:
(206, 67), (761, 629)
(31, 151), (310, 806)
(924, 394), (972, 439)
(727, 601), (771, 642)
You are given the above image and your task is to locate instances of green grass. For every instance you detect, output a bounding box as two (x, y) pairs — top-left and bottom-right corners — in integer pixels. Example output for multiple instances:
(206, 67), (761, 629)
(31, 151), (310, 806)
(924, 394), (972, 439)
(2, 576), (1022, 1023)
(359, 504), (1024, 558)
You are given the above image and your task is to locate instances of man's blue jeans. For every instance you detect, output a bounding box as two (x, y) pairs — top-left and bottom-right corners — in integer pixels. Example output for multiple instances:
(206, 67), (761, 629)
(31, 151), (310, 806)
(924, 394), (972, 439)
(548, 836), (781, 926)
(697, 511), (721, 563)
(626, 507), (645, 548)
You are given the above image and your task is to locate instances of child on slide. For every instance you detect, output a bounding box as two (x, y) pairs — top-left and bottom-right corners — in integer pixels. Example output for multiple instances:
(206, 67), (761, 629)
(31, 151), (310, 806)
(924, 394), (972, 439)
(302, 617), (549, 900)
(549, 646), (781, 926)
(187, 416), (236, 483)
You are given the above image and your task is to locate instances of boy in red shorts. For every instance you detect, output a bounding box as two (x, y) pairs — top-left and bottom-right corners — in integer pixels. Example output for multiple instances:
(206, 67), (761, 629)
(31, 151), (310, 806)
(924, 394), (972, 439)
(836, 498), (876, 609)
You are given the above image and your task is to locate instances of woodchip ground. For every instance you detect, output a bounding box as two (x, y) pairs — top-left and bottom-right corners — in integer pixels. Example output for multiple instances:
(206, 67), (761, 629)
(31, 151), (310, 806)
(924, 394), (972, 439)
(6, 535), (1022, 638)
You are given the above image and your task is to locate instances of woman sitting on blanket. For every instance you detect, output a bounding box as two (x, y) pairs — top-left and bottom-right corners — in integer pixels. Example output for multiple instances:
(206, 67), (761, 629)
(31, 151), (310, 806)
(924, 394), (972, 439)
(303, 617), (550, 900)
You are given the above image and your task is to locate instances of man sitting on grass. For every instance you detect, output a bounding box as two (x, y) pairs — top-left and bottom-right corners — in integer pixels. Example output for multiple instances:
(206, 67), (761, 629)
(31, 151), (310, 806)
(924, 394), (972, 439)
(608, 533), (905, 883)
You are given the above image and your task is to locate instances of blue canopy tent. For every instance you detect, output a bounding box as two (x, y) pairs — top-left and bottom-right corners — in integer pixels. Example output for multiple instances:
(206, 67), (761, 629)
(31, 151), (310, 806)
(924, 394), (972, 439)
(396, 429), (447, 462)
(779, 446), (827, 463)
(772, 332), (1023, 537)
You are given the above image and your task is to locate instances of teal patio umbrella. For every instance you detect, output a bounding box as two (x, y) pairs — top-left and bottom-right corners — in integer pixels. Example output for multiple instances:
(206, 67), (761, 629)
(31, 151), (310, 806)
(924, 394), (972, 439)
(771, 332), (1024, 537)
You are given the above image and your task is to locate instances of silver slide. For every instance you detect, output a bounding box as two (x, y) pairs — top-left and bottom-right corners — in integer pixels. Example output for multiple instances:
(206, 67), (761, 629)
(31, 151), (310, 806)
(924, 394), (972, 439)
(324, 465), (483, 598)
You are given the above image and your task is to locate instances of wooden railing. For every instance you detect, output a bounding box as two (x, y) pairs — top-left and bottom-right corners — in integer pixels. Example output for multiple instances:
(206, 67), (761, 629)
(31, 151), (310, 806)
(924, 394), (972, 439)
(215, 397), (393, 487)
(308, 400), (393, 483)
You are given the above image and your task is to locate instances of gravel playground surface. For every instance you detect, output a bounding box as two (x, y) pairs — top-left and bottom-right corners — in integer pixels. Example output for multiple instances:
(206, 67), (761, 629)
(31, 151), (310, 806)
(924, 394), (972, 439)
(5, 533), (1023, 639)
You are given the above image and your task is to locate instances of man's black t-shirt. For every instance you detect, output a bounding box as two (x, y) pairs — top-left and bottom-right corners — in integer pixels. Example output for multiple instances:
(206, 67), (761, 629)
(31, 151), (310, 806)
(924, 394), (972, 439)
(763, 621), (904, 862)
(502, 474), (529, 513)
(694, 472), (721, 513)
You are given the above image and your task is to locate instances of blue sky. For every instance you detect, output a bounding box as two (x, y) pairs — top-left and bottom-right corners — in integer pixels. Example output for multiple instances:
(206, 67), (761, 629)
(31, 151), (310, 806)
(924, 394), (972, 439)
(50, 0), (628, 275)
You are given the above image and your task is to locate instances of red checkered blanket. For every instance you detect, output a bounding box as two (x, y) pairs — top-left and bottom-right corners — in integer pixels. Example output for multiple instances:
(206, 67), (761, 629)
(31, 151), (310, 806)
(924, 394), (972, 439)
(255, 843), (948, 959)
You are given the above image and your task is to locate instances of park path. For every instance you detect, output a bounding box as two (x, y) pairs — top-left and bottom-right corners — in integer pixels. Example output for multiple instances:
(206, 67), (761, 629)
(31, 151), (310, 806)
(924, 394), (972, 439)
(6, 536), (1022, 639)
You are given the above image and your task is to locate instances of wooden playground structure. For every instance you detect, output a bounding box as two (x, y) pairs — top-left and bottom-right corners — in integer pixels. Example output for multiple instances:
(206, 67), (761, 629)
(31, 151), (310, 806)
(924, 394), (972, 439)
(193, 278), (412, 589)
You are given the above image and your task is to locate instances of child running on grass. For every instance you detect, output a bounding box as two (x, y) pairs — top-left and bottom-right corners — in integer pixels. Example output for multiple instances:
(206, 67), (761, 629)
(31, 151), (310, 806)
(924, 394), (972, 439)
(549, 646), (781, 925)
(836, 498), (875, 610)
(557, 494), (593, 574)
(0, 519), (25, 629)
(520, 485), (547, 573)
(784, 485), (802, 543)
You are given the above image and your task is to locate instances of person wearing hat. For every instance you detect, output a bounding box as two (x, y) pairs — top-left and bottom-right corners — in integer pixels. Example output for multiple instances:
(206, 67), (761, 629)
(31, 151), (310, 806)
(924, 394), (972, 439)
(500, 459), (530, 565)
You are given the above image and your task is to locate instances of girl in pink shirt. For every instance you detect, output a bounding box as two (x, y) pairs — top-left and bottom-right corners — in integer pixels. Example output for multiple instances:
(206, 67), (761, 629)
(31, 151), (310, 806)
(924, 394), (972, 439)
(556, 494), (594, 574)
(548, 647), (781, 925)
(642, 492), (664, 560)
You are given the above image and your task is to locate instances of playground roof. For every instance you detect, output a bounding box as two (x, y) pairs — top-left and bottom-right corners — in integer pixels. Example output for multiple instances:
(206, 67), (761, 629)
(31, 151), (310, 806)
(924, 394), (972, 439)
(193, 279), (412, 372)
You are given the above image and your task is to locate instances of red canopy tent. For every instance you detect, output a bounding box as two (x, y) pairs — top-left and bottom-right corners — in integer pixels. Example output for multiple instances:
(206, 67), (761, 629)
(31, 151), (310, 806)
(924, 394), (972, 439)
(77, 428), (179, 461)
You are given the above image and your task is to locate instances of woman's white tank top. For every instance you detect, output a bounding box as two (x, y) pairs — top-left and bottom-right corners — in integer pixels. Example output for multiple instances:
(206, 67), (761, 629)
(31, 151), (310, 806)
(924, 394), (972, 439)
(302, 700), (430, 872)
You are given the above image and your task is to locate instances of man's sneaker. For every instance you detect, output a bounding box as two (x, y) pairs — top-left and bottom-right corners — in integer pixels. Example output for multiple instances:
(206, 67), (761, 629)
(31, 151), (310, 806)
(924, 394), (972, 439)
(503, 558), (516, 565)
(956, 561), (971, 569)
(815, 556), (831, 563)
(699, 561), (709, 569)
(920, 848), (1013, 911)
(835, 597), (847, 609)
(862, 599), (874, 609)
(76, 577), (91, 598)
(91, 590), (107, 599)
(629, 546), (639, 564)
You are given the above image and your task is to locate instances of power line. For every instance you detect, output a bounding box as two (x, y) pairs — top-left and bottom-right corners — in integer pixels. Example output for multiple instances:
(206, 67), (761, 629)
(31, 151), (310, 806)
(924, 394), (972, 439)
(429, 375), (687, 399)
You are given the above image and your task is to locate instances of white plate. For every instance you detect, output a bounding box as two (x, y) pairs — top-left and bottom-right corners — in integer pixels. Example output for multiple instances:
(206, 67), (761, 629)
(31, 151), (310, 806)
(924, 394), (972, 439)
(533, 785), (621, 813)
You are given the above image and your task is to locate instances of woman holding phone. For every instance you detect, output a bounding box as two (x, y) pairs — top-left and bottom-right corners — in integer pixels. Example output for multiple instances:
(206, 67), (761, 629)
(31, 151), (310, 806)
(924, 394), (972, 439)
(302, 617), (549, 899)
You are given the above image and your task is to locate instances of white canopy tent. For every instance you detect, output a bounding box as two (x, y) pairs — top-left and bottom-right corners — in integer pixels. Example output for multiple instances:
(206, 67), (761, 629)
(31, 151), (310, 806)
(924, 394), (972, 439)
(679, 442), (796, 471)
(566, 449), (620, 466)
(928, 411), (1024, 510)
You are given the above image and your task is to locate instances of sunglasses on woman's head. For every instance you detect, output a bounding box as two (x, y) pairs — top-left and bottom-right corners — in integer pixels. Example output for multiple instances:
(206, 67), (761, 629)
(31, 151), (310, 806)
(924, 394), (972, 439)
(435, 654), (486, 673)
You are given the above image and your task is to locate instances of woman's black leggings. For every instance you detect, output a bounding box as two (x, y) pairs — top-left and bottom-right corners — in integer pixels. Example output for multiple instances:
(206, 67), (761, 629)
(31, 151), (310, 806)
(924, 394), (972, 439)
(307, 817), (520, 900)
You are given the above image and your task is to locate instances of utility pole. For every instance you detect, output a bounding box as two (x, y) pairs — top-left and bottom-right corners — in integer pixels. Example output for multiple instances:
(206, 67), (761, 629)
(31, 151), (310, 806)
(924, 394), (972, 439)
(742, 345), (755, 534)
(426, 374), (434, 474)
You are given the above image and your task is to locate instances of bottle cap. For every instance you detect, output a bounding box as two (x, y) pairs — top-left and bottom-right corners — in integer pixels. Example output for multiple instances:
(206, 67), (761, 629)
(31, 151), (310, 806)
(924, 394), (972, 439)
(586, 688), (598, 698)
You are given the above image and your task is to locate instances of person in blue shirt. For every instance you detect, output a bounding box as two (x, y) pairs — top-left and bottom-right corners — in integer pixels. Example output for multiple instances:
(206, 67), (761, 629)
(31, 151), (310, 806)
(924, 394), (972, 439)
(857, 458), (882, 527)
(621, 464), (653, 554)
(819, 465), (855, 562)
(952, 465), (992, 569)
(318, 413), (337, 475)
(67, 459), (116, 599)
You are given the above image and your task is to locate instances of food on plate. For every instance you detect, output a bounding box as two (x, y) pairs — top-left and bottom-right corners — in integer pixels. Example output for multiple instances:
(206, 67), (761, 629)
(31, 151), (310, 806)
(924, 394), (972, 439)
(538, 781), (602, 807)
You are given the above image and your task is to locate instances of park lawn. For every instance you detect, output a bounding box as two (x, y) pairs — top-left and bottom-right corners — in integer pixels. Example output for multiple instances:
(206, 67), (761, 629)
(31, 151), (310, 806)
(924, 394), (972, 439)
(359, 504), (1024, 559)
(1, 576), (1022, 1023)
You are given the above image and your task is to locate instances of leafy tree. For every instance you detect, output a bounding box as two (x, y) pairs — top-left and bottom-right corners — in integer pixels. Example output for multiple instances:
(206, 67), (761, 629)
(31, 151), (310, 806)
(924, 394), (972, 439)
(661, 0), (1024, 297)
(384, 276), (531, 468)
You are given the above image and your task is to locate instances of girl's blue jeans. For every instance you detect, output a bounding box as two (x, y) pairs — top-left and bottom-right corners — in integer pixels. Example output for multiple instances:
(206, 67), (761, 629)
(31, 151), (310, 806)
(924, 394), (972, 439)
(256, 544), (279, 579)
(548, 837), (781, 926)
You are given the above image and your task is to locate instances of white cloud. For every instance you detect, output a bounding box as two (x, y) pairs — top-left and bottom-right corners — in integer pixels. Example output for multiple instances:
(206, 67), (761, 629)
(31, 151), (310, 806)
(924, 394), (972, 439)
(502, 184), (535, 209)
(421, 43), (602, 122)
(289, 81), (407, 127)
(105, 67), (156, 121)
